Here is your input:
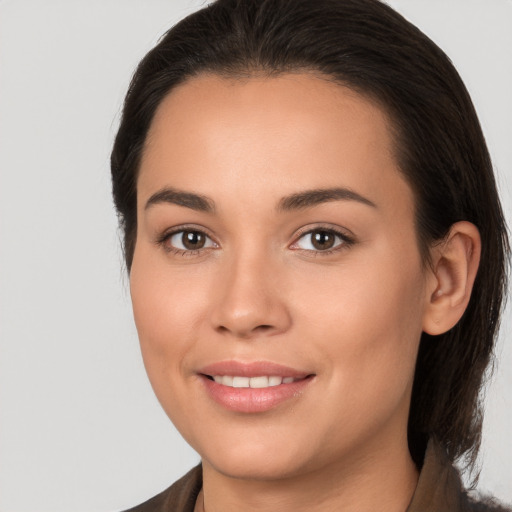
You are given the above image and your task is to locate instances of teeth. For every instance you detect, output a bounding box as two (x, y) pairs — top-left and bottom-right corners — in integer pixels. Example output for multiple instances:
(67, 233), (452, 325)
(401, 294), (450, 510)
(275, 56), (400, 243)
(232, 376), (250, 388)
(250, 376), (269, 388)
(222, 375), (234, 386)
(211, 375), (299, 388)
(213, 375), (235, 386)
(268, 376), (282, 387)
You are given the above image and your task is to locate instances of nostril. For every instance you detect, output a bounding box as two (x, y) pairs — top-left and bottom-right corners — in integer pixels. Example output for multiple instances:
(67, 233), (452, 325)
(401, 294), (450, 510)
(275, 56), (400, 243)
(255, 324), (273, 332)
(215, 323), (275, 336)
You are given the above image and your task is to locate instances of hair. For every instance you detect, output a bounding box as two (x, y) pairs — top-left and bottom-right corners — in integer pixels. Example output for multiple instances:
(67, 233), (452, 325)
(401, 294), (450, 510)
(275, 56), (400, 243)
(111, 0), (509, 477)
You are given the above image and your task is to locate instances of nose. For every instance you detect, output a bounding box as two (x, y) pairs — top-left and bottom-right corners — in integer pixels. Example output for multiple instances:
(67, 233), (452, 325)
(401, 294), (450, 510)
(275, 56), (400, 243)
(210, 252), (292, 339)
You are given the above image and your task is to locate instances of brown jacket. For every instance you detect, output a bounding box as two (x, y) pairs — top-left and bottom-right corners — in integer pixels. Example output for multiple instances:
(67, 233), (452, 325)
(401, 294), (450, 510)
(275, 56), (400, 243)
(123, 440), (510, 512)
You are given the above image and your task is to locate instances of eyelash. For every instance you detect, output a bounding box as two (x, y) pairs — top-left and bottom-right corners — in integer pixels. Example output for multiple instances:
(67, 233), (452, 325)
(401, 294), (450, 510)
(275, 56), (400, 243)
(156, 225), (218, 257)
(290, 226), (355, 256)
(156, 225), (355, 257)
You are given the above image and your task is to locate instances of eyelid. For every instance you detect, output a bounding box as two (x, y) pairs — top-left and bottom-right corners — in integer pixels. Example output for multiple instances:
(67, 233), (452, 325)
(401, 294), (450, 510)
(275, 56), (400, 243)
(289, 224), (356, 252)
(292, 222), (355, 239)
(155, 224), (219, 254)
(154, 223), (355, 256)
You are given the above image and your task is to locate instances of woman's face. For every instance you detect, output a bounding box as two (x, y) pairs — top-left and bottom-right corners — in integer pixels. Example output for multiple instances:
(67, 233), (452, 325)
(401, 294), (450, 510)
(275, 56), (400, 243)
(130, 73), (432, 480)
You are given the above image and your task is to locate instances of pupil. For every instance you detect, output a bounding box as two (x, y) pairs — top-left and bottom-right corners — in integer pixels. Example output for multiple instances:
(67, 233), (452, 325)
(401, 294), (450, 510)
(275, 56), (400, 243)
(183, 231), (205, 250)
(312, 231), (334, 250)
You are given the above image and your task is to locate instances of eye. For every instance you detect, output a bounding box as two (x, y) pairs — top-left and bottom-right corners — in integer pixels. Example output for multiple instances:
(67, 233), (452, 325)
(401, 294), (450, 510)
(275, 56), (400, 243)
(293, 228), (351, 252)
(163, 229), (216, 253)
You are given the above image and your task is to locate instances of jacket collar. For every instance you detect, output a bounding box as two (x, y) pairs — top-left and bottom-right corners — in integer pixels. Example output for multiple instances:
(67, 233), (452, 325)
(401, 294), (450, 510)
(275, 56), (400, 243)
(407, 438), (468, 512)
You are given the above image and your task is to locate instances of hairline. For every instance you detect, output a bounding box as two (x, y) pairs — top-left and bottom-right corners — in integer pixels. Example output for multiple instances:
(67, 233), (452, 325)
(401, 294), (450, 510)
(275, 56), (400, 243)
(132, 67), (434, 269)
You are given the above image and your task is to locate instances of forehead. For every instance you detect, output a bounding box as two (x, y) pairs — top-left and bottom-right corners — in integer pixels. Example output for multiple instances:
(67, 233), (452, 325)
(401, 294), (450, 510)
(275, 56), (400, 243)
(143, 72), (394, 164)
(138, 72), (413, 217)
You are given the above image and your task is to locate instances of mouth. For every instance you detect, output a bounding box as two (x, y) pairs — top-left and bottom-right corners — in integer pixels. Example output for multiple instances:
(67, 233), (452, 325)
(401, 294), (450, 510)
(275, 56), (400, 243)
(197, 361), (315, 413)
(204, 374), (305, 388)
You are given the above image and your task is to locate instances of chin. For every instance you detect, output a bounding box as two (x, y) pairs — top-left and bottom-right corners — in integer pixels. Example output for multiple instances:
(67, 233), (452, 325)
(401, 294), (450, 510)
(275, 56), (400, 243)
(206, 450), (311, 482)
(195, 427), (318, 481)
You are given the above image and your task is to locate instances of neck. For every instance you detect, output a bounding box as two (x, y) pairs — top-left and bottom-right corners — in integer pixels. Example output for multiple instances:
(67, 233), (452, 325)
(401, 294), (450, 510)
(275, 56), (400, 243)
(198, 434), (419, 512)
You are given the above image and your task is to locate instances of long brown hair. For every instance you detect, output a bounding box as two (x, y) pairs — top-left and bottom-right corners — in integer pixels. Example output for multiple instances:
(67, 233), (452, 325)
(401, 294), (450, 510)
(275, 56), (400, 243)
(111, 0), (509, 476)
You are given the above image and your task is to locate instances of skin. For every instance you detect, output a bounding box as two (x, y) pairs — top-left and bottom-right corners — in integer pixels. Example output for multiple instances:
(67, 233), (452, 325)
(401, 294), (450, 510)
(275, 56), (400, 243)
(130, 73), (480, 512)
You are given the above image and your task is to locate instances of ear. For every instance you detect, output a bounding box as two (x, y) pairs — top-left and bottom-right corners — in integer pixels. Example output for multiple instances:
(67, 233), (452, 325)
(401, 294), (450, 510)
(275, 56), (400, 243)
(422, 221), (481, 335)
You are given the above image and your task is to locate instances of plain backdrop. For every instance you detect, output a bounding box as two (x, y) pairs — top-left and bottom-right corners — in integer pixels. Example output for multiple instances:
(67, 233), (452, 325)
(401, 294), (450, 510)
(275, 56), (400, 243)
(0, 1), (511, 511)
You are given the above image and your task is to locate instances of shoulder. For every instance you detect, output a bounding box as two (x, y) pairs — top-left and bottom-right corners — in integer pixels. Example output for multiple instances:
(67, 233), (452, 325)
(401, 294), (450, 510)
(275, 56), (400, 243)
(408, 439), (511, 512)
(467, 495), (512, 512)
(121, 465), (202, 512)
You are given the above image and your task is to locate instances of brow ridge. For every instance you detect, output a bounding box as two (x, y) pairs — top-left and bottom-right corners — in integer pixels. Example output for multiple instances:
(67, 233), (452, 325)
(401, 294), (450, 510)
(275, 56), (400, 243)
(145, 187), (215, 213)
(278, 187), (376, 211)
(144, 186), (375, 213)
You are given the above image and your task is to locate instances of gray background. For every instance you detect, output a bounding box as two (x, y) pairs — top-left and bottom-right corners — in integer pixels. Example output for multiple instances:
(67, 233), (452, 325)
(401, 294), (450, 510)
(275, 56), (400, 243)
(0, 1), (511, 511)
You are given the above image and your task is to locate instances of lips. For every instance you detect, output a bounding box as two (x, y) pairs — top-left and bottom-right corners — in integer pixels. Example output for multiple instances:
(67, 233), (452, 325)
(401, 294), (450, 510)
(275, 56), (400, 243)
(211, 375), (298, 388)
(198, 361), (314, 413)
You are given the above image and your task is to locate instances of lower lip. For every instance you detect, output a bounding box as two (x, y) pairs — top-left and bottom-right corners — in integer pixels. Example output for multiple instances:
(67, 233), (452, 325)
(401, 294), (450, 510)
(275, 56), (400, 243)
(200, 375), (314, 413)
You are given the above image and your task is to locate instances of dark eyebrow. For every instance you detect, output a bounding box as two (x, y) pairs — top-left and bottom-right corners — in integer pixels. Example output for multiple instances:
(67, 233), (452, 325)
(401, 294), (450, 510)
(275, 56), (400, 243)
(145, 187), (215, 213)
(278, 187), (376, 211)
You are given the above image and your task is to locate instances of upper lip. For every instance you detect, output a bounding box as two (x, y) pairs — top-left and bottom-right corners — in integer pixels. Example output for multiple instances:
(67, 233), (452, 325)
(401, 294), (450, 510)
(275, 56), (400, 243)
(198, 360), (312, 378)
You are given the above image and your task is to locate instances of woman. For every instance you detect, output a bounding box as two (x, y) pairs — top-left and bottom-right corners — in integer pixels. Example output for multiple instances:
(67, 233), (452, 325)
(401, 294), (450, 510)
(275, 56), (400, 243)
(111, 0), (510, 510)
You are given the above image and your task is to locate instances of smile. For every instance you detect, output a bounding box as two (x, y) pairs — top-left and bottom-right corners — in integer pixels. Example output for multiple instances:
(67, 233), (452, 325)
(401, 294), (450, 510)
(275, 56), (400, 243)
(198, 361), (315, 413)
(210, 375), (298, 388)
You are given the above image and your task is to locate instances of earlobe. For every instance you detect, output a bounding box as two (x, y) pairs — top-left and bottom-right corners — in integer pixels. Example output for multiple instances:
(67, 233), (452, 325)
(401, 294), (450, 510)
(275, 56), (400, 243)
(422, 221), (481, 335)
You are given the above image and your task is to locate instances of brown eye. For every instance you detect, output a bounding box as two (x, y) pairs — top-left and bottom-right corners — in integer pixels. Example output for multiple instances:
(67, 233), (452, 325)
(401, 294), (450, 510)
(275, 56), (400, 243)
(167, 230), (215, 252)
(311, 231), (335, 250)
(182, 231), (206, 250)
(294, 228), (349, 252)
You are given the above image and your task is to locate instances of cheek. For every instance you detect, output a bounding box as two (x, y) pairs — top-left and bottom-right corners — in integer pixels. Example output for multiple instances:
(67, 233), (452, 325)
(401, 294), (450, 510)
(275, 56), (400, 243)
(294, 246), (426, 400)
(129, 246), (208, 385)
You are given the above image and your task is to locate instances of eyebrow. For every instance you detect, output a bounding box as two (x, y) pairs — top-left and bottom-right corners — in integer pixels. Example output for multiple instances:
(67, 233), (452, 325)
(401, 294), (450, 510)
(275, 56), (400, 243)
(145, 187), (215, 213)
(278, 187), (376, 211)
(144, 186), (376, 213)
